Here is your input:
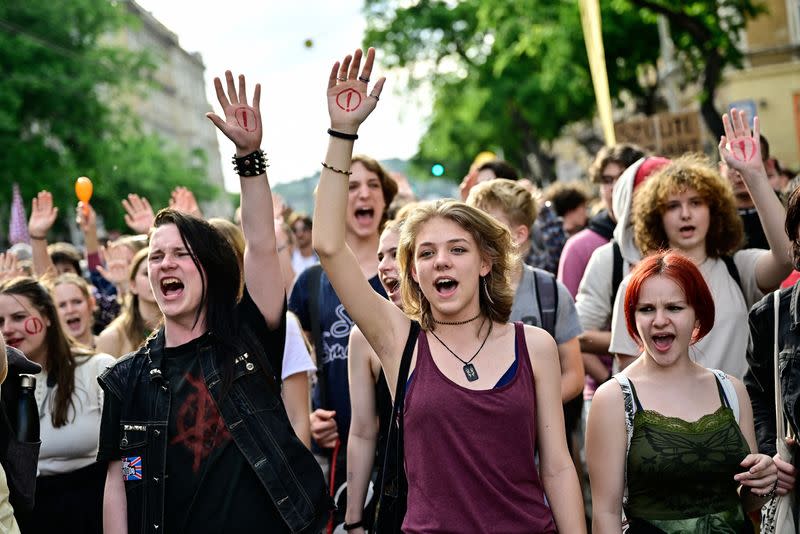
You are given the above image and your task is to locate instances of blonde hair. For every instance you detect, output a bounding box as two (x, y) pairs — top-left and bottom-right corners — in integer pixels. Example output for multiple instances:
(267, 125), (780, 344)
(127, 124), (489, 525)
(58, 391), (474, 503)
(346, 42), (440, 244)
(397, 199), (516, 331)
(633, 154), (744, 257)
(466, 178), (538, 228)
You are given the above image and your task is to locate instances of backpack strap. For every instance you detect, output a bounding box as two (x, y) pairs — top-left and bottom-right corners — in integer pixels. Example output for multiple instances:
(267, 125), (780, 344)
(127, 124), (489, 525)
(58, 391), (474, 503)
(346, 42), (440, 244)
(610, 240), (623, 310)
(721, 255), (745, 302)
(613, 373), (637, 508)
(376, 320), (420, 505)
(711, 369), (740, 423)
(533, 268), (559, 338)
(306, 264), (326, 407)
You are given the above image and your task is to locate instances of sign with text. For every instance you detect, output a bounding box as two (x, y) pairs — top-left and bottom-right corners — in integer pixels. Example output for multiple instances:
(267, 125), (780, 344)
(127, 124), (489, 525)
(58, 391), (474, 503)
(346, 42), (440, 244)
(614, 111), (703, 157)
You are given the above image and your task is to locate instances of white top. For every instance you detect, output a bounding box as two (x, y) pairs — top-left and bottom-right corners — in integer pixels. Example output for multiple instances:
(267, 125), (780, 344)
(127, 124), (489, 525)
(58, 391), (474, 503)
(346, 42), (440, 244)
(609, 249), (765, 379)
(34, 353), (115, 476)
(282, 313), (315, 380)
(291, 250), (318, 280)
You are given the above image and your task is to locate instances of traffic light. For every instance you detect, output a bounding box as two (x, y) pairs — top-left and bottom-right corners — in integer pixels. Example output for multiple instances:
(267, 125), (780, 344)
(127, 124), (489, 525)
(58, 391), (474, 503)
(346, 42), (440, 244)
(431, 163), (445, 177)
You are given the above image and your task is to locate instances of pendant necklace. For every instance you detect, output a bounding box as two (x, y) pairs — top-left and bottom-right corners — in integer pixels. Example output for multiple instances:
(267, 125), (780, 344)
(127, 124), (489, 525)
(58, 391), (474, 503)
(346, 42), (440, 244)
(429, 317), (492, 382)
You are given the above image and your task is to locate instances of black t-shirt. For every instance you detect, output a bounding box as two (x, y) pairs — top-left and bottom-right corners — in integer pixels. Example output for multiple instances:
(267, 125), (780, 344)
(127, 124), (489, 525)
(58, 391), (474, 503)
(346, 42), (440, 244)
(98, 291), (290, 533)
(740, 207), (769, 250)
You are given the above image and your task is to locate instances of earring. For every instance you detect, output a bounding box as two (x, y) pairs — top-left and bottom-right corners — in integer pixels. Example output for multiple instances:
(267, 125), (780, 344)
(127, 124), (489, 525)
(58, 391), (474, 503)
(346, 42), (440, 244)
(482, 276), (494, 305)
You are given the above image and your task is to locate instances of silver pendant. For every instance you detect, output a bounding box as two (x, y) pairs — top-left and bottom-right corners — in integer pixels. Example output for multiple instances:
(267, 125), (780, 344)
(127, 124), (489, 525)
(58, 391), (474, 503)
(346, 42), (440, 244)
(463, 363), (478, 382)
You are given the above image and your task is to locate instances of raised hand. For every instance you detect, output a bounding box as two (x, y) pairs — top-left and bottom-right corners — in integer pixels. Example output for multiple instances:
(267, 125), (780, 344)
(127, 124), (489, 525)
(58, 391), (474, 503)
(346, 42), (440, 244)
(169, 186), (202, 217)
(719, 108), (764, 176)
(122, 193), (155, 235)
(98, 242), (133, 291)
(206, 71), (262, 155)
(0, 252), (25, 283)
(75, 201), (97, 234)
(28, 190), (58, 238)
(327, 48), (386, 134)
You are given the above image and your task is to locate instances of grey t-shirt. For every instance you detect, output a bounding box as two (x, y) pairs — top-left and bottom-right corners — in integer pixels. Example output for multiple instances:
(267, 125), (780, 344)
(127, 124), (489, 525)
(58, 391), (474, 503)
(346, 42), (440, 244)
(510, 265), (583, 344)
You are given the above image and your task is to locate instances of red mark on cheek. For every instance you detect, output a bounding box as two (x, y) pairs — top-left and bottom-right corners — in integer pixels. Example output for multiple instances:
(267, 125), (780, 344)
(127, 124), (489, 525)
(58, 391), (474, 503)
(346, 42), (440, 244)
(336, 88), (361, 112)
(234, 107), (257, 132)
(731, 138), (757, 162)
(24, 317), (44, 335)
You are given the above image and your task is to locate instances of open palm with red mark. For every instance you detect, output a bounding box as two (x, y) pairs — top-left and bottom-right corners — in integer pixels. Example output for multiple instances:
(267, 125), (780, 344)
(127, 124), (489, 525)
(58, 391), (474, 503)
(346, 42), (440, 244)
(326, 47), (386, 134)
(719, 108), (765, 177)
(206, 71), (262, 155)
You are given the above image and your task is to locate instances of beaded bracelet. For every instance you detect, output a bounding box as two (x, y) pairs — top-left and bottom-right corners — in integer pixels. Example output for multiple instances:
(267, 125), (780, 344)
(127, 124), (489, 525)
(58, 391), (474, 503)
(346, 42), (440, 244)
(321, 161), (352, 176)
(232, 150), (269, 176)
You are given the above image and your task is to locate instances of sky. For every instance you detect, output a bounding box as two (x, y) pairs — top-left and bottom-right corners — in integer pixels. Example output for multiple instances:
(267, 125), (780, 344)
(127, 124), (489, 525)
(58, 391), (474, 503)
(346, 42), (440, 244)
(135, 0), (430, 191)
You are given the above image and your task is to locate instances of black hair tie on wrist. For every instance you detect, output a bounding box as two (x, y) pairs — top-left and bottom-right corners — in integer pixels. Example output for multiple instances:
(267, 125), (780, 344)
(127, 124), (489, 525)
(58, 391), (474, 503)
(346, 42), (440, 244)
(328, 128), (358, 141)
(343, 520), (364, 531)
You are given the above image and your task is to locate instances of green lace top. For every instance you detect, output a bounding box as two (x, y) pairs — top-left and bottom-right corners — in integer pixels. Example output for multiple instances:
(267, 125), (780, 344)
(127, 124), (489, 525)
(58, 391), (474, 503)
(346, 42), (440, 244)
(625, 378), (750, 533)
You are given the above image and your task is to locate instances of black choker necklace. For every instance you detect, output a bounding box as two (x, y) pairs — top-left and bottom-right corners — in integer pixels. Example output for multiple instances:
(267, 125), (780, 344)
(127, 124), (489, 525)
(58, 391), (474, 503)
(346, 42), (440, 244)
(432, 312), (481, 326)
(429, 317), (492, 382)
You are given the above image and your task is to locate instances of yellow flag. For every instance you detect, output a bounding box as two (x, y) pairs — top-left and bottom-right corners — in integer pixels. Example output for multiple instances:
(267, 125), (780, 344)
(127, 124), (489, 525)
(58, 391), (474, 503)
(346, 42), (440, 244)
(579, 0), (616, 146)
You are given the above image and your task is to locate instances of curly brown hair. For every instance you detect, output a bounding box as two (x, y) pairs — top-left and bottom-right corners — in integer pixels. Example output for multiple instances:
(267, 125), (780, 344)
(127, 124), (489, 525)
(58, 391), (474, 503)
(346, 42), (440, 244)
(397, 200), (517, 331)
(632, 154), (744, 257)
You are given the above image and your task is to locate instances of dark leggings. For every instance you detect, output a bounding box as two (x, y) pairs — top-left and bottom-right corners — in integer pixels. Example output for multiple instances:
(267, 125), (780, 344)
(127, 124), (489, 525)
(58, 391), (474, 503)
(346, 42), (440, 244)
(17, 461), (105, 534)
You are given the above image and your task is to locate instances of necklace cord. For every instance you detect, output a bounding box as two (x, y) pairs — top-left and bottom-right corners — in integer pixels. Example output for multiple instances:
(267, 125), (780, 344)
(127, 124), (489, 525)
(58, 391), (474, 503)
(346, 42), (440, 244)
(429, 317), (492, 366)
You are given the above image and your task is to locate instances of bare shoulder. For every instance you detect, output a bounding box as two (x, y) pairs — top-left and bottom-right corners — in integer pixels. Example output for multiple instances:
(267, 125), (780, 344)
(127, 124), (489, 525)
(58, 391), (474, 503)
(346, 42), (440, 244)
(96, 325), (122, 355)
(521, 324), (558, 359)
(592, 378), (625, 413)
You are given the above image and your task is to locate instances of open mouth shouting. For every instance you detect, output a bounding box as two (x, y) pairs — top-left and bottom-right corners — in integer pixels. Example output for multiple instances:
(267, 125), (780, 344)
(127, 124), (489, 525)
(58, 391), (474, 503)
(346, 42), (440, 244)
(160, 277), (185, 299)
(678, 225), (695, 238)
(354, 207), (376, 226)
(434, 276), (459, 298)
(651, 333), (675, 353)
(65, 316), (83, 333)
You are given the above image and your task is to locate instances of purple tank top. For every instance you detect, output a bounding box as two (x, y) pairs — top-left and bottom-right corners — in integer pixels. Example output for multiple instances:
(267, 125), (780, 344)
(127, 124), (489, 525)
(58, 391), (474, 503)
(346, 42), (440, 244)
(402, 322), (557, 533)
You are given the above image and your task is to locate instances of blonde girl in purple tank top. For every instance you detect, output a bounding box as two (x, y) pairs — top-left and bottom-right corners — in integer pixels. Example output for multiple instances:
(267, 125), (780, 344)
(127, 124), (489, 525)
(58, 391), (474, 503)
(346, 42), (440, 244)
(313, 47), (586, 533)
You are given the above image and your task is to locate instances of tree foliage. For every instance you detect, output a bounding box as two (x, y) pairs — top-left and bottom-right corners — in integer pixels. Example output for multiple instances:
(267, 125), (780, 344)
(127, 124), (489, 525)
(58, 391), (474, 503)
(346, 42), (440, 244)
(627, 0), (765, 138)
(0, 0), (216, 237)
(363, 0), (765, 182)
(364, 0), (661, 181)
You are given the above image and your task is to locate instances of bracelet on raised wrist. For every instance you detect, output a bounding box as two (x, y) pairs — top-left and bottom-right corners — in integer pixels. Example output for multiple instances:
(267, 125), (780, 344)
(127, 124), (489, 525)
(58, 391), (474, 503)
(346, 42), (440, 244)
(328, 128), (358, 140)
(232, 150), (269, 176)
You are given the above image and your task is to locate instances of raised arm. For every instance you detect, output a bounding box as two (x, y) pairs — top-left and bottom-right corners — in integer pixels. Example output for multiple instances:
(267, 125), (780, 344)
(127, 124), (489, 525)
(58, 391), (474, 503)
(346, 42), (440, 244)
(28, 190), (58, 277)
(720, 110), (792, 292)
(207, 71), (283, 327)
(312, 49), (407, 358)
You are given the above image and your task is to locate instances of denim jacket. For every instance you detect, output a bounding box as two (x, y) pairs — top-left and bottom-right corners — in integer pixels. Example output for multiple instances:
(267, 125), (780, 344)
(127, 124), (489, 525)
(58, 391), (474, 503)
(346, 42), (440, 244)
(744, 282), (800, 457)
(98, 326), (330, 534)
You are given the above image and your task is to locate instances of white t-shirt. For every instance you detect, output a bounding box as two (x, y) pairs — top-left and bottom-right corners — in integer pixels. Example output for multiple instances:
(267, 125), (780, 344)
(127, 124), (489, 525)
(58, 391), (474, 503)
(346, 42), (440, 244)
(291, 250), (318, 280)
(282, 313), (315, 380)
(609, 249), (765, 379)
(34, 352), (115, 476)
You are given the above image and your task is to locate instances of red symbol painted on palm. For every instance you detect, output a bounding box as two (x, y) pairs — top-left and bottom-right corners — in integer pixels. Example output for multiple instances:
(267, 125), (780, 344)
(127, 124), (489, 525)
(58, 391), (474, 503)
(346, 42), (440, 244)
(235, 107), (257, 132)
(171, 374), (231, 473)
(730, 138), (757, 162)
(336, 88), (362, 112)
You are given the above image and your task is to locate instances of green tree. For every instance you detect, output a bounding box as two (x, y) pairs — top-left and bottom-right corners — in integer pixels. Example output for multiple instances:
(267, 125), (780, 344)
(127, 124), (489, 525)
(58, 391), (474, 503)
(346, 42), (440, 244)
(364, 0), (661, 182)
(626, 0), (765, 138)
(0, 0), (216, 237)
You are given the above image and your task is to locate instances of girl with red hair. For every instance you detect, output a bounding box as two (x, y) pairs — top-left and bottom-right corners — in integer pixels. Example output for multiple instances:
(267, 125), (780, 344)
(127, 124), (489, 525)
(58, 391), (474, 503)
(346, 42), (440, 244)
(587, 251), (777, 533)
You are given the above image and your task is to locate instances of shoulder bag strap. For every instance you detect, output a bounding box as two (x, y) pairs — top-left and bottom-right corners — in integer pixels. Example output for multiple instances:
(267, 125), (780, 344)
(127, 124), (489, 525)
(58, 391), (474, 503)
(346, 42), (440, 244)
(610, 240), (623, 310)
(773, 290), (788, 445)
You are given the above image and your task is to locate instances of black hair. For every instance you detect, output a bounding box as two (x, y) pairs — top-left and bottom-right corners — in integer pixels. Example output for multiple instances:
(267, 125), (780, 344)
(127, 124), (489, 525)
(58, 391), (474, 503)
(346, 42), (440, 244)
(544, 182), (590, 217)
(152, 209), (277, 395)
(477, 160), (520, 181)
(785, 185), (800, 270)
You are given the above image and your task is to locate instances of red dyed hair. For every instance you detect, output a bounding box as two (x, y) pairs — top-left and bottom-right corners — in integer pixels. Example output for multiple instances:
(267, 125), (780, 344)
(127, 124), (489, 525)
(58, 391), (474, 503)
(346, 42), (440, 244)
(623, 251), (714, 344)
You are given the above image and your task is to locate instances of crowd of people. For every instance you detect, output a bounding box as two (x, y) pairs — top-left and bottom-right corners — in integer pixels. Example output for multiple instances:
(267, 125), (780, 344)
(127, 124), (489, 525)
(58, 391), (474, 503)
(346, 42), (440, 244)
(0, 46), (798, 533)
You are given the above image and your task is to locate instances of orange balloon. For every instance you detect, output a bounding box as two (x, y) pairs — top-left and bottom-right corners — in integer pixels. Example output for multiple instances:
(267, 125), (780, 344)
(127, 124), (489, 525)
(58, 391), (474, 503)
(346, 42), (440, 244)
(75, 176), (93, 203)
